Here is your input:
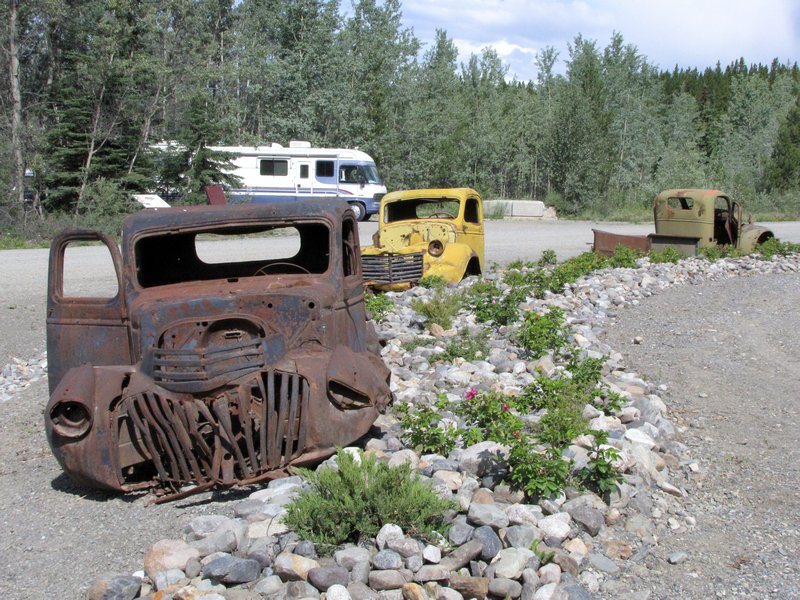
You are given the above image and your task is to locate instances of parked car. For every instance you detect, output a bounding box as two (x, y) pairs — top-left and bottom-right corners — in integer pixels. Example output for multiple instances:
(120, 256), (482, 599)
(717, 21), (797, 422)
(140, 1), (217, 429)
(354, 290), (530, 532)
(45, 200), (392, 502)
(361, 188), (485, 290)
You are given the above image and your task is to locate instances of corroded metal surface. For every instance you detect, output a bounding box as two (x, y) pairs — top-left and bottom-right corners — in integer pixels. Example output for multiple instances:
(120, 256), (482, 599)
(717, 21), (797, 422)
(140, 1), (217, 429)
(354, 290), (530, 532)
(593, 189), (774, 256)
(45, 201), (392, 502)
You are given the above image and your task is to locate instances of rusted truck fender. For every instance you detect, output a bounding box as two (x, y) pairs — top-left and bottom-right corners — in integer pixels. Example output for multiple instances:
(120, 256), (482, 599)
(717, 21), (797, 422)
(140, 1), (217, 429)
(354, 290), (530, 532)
(739, 224), (774, 253)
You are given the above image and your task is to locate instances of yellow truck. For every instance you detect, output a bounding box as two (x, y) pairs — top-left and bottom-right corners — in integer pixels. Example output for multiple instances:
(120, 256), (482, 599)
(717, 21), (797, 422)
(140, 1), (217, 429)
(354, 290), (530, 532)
(593, 188), (774, 256)
(361, 188), (484, 290)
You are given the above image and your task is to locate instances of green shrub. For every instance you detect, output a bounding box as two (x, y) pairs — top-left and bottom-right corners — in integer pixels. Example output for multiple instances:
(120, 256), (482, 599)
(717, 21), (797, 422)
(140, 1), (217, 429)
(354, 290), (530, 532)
(284, 449), (456, 547)
(575, 432), (623, 494)
(648, 246), (682, 264)
(438, 328), (490, 362)
(536, 403), (588, 448)
(455, 389), (524, 445)
(419, 275), (447, 290)
(609, 244), (642, 268)
(756, 237), (800, 259)
(506, 441), (572, 499)
(397, 397), (459, 455)
(365, 292), (395, 322)
(508, 258), (536, 270)
(538, 249), (558, 266)
(410, 290), (463, 330)
(516, 307), (568, 359)
(464, 280), (520, 326)
(547, 252), (609, 294)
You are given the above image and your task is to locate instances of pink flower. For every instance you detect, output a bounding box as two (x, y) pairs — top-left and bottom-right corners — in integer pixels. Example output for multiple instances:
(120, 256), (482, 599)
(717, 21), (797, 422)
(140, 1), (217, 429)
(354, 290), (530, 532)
(465, 387), (478, 400)
(501, 403), (510, 412)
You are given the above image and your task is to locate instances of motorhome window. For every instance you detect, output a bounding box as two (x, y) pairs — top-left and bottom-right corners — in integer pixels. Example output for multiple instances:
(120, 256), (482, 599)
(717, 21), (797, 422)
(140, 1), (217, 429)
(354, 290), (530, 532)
(300, 164), (309, 178)
(316, 161), (334, 178)
(260, 159), (288, 177)
(135, 223), (331, 287)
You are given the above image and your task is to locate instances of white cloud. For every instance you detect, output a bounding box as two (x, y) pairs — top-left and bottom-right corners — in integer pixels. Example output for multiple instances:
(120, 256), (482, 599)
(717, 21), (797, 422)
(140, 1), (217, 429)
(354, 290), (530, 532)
(399, 0), (800, 81)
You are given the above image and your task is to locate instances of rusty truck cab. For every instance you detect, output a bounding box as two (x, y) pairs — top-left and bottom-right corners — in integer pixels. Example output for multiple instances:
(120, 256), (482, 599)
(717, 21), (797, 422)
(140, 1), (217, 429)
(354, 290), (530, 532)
(45, 201), (391, 501)
(653, 188), (742, 249)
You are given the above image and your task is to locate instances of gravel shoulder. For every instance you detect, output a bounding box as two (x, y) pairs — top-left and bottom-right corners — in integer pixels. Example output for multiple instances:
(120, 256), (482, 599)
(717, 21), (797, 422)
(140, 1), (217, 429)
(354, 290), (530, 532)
(1, 224), (800, 599)
(598, 273), (800, 598)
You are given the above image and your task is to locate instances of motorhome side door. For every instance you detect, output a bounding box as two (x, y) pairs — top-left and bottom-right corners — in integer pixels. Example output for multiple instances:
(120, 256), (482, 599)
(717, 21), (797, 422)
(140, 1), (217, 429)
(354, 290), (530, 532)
(296, 160), (312, 195)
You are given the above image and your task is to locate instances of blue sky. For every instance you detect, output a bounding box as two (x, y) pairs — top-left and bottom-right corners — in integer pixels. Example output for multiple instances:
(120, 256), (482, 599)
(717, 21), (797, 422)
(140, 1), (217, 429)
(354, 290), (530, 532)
(397, 0), (800, 81)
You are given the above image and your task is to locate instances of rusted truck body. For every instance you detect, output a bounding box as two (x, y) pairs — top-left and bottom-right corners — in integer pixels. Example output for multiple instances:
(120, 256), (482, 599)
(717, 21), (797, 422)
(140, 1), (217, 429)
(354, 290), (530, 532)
(45, 201), (392, 501)
(361, 188), (484, 290)
(593, 189), (774, 257)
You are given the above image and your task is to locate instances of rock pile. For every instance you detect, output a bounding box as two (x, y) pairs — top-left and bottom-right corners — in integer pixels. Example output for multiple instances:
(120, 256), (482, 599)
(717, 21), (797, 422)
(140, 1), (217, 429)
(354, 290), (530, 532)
(74, 253), (799, 600)
(0, 352), (47, 403)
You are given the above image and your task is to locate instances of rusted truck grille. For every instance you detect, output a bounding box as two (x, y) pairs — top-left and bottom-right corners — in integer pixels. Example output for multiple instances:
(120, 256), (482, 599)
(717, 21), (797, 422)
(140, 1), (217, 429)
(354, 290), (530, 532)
(153, 338), (265, 393)
(362, 253), (424, 284)
(121, 370), (308, 493)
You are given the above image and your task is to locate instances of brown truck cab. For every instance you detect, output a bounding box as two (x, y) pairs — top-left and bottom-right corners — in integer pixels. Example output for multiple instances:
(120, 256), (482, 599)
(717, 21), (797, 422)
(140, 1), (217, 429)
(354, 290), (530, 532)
(45, 201), (391, 501)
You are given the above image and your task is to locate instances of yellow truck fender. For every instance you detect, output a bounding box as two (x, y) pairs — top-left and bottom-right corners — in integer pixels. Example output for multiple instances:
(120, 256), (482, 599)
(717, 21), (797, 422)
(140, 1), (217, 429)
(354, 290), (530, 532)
(425, 243), (478, 280)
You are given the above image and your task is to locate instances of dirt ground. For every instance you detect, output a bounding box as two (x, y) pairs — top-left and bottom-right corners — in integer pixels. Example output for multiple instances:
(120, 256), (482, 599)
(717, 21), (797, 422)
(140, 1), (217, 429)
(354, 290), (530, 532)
(1, 227), (799, 598)
(598, 273), (800, 599)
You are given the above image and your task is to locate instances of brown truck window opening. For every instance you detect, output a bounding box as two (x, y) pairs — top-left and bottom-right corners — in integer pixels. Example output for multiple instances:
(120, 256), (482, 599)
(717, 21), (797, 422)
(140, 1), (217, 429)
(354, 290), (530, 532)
(342, 218), (358, 277)
(134, 223), (331, 288)
(62, 241), (119, 299)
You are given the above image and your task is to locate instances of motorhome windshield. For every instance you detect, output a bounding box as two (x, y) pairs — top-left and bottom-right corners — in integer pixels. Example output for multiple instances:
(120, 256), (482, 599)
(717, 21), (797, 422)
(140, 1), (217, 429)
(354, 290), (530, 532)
(339, 164), (382, 185)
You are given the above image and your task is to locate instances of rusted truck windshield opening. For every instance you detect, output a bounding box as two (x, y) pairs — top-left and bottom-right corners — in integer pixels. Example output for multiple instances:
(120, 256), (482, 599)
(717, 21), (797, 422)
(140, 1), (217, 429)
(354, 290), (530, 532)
(134, 222), (330, 287)
(385, 198), (460, 222)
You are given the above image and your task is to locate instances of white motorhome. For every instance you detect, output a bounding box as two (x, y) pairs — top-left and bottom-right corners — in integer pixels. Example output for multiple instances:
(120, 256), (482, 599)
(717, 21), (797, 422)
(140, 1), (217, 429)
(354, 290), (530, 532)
(211, 141), (386, 221)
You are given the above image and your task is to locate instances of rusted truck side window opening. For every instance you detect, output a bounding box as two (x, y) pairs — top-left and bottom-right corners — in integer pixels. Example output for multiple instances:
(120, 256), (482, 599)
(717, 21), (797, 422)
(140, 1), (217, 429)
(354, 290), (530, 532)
(342, 218), (359, 277)
(385, 198), (459, 222)
(62, 242), (120, 298)
(667, 196), (694, 210)
(135, 223), (331, 288)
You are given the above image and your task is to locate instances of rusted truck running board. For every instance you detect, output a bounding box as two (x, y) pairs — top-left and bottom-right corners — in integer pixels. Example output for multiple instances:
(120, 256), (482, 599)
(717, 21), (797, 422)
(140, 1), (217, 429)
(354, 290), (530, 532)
(592, 229), (700, 257)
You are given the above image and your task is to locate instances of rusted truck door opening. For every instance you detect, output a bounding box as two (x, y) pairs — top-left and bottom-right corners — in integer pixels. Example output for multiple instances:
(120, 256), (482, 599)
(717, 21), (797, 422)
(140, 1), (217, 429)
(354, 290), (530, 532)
(46, 231), (132, 392)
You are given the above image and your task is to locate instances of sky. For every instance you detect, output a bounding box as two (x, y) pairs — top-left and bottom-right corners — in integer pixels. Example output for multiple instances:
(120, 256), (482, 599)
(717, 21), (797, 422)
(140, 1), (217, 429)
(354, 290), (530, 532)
(397, 0), (800, 82)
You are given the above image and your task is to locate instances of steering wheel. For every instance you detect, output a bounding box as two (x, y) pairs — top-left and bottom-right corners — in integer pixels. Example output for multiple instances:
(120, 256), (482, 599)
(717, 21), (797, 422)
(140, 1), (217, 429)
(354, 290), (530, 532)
(428, 213), (454, 219)
(254, 262), (311, 276)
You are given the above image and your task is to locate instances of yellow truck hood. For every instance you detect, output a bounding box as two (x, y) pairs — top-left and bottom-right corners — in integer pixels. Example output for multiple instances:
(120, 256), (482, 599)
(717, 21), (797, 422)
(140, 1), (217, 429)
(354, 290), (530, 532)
(366, 221), (457, 254)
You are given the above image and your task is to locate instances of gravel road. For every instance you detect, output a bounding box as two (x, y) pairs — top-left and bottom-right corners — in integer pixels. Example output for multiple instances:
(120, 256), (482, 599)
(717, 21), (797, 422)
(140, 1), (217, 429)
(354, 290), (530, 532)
(1, 219), (799, 598)
(598, 273), (800, 599)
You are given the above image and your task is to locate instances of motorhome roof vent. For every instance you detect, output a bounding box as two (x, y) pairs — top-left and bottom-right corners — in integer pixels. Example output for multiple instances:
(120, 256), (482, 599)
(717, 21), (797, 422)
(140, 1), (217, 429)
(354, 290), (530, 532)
(289, 141), (312, 148)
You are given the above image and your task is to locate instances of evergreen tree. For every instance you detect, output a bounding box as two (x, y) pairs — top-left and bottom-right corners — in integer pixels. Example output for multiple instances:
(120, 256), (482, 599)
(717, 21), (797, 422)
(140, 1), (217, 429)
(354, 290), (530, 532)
(766, 97), (800, 191)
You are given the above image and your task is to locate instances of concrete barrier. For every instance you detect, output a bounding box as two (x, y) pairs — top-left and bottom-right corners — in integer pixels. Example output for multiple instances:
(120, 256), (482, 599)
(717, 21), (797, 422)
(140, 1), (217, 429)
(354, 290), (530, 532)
(483, 200), (556, 219)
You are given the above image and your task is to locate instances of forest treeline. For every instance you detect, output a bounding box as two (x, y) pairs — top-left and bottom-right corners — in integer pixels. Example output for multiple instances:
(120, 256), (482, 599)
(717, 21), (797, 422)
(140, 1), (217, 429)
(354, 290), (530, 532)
(2, 0), (800, 238)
